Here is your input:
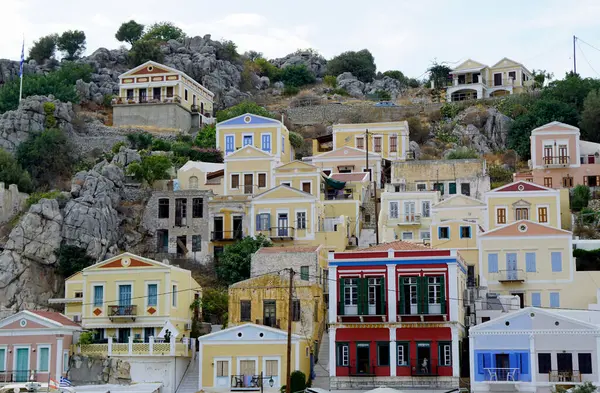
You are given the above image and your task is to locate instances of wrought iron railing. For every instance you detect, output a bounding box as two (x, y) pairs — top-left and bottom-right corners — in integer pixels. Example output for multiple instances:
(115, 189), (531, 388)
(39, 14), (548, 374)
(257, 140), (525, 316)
(549, 370), (582, 382)
(542, 156), (570, 166)
(0, 370), (37, 383)
(411, 359), (439, 376)
(109, 305), (137, 317)
(338, 301), (387, 316)
(269, 227), (295, 238)
(483, 368), (520, 381)
(113, 94), (182, 105)
(211, 230), (244, 241)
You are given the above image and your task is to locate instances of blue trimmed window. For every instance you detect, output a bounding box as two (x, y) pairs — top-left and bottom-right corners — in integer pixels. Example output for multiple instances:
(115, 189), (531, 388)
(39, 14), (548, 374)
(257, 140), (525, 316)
(550, 292), (560, 308)
(531, 292), (541, 307)
(225, 135), (234, 154)
(438, 227), (450, 239)
(262, 134), (271, 152)
(551, 252), (562, 272)
(526, 252), (536, 272)
(488, 253), (498, 273)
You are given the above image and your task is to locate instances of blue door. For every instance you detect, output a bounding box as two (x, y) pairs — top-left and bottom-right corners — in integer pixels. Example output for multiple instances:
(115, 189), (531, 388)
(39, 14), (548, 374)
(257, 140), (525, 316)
(119, 285), (132, 315)
(506, 253), (517, 280)
(15, 348), (29, 382)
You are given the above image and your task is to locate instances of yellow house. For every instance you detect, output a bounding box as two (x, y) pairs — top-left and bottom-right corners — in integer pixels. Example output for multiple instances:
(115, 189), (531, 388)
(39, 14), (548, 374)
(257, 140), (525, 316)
(307, 147), (382, 187)
(431, 219), (480, 282)
(327, 121), (410, 161)
(446, 58), (533, 102)
(176, 160), (225, 195)
(484, 181), (562, 230)
(274, 160), (323, 199)
(224, 145), (277, 196)
(324, 172), (370, 241)
(208, 195), (251, 257)
(117, 61), (214, 114)
(50, 252), (201, 344)
(431, 194), (487, 224)
(216, 113), (292, 164)
(198, 323), (311, 392)
(379, 187), (441, 243)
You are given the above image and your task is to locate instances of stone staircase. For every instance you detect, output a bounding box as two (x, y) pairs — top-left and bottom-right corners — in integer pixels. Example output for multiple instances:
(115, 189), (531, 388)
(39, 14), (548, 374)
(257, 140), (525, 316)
(312, 330), (330, 390)
(176, 356), (199, 393)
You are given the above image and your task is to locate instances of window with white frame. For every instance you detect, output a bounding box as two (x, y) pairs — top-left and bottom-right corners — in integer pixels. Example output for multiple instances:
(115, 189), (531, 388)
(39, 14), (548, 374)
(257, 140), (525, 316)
(261, 134), (271, 152)
(225, 135), (234, 154)
(63, 350), (69, 373)
(416, 183), (427, 191)
(390, 202), (399, 218)
(428, 276), (441, 304)
(38, 346), (50, 372)
(397, 342), (409, 366)
(422, 201), (431, 217)
(93, 285), (103, 307)
(337, 343), (349, 366)
(420, 231), (431, 240)
(344, 279), (358, 305)
(438, 342), (451, 366)
(243, 135), (253, 146)
(296, 212), (307, 229)
(402, 232), (413, 240)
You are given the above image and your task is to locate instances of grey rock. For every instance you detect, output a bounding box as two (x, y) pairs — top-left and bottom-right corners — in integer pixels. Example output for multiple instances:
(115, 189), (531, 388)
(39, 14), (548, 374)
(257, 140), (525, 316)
(449, 106), (512, 154)
(336, 72), (365, 98)
(111, 146), (141, 167)
(364, 76), (406, 100)
(409, 141), (421, 159)
(271, 50), (327, 77)
(274, 81), (284, 89)
(258, 76), (270, 90)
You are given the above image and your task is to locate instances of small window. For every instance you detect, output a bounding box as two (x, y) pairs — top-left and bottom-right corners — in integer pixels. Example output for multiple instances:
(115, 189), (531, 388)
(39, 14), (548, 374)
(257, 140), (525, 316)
(292, 299), (301, 321)
(377, 342), (390, 366)
(302, 182), (311, 194)
(189, 176), (199, 189)
(420, 231), (430, 240)
(191, 235), (201, 252)
(323, 170), (331, 177)
(402, 232), (413, 240)
(515, 207), (529, 220)
(460, 226), (471, 239)
(508, 71), (516, 80)
(531, 292), (541, 307)
(421, 201), (431, 218)
(243, 135), (253, 146)
(147, 284), (158, 307)
(389, 135), (397, 152)
(300, 266), (309, 281)
(258, 173), (267, 188)
(158, 198), (169, 218)
(172, 285), (178, 307)
(356, 137), (365, 150)
(216, 360), (229, 377)
(417, 183), (427, 191)
(296, 212), (307, 229)
(337, 343), (349, 366)
(225, 135), (234, 154)
(389, 202), (399, 219)
(551, 252), (562, 272)
(74, 292), (83, 298)
(461, 183), (471, 196)
(550, 292), (560, 308)
(281, 181), (291, 187)
(579, 353), (593, 374)
(538, 207), (548, 223)
(166, 86), (174, 98)
(543, 177), (553, 188)
(282, 136), (285, 153)
(365, 214), (371, 223)
(562, 177), (573, 188)
(63, 351), (69, 373)
(93, 285), (104, 307)
(488, 253), (499, 273)
(373, 137), (382, 153)
(438, 342), (452, 366)
(240, 300), (251, 321)
(192, 198), (203, 218)
(184, 89), (188, 101)
(438, 227), (450, 239)
(449, 182), (457, 195)
(397, 342), (409, 366)
(496, 208), (506, 224)
(231, 174), (239, 189)
(538, 353), (551, 374)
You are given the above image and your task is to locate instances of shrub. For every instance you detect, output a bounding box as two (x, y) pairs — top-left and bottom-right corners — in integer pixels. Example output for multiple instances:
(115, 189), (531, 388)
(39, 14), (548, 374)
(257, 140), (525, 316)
(142, 22), (186, 42)
(25, 190), (62, 208)
(79, 331), (95, 345)
(279, 65), (316, 88)
(126, 132), (154, 150)
(375, 90), (391, 101)
(56, 245), (95, 278)
(0, 149), (34, 193)
(446, 147), (479, 159)
(407, 78), (421, 88)
(56, 30), (86, 60)
(407, 117), (430, 144)
(289, 131), (304, 149)
(327, 49), (377, 83)
(216, 40), (239, 62)
(323, 75), (337, 88)
(254, 58), (281, 80)
(151, 138), (172, 151)
(216, 235), (272, 285)
(111, 141), (127, 154)
(16, 128), (75, 189)
(488, 165), (514, 188)
(28, 34), (58, 64)
(115, 20), (145, 45)
(102, 94), (114, 108)
(572, 185), (591, 211)
(284, 86), (300, 96)
(128, 39), (164, 67)
(440, 103), (461, 119)
(194, 124), (216, 148)
(290, 370), (307, 393)
(331, 88), (349, 96)
(126, 155), (172, 185)
(43, 102), (57, 128)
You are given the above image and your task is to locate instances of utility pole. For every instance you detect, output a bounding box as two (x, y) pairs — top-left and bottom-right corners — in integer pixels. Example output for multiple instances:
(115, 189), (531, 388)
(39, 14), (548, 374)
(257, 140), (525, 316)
(365, 129), (379, 245)
(285, 268), (294, 393)
(573, 35), (577, 75)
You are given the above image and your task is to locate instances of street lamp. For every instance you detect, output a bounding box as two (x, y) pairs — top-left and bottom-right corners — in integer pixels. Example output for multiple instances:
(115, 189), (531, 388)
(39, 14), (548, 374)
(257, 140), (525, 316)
(259, 371), (275, 393)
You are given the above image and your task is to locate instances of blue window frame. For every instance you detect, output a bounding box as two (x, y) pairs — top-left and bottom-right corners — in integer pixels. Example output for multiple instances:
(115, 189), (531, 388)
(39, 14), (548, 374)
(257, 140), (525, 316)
(262, 134), (271, 152)
(551, 252), (562, 272)
(93, 286), (103, 307)
(459, 226), (471, 238)
(526, 252), (536, 272)
(147, 284), (157, 307)
(243, 135), (253, 146)
(531, 292), (541, 307)
(438, 226), (450, 239)
(488, 253), (498, 273)
(550, 292), (560, 308)
(225, 135), (234, 154)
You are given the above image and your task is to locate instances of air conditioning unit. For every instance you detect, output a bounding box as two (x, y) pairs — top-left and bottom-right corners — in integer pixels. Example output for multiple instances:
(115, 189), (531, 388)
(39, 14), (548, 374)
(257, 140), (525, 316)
(73, 315), (81, 323)
(463, 289), (471, 307)
(185, 323), (192, 330)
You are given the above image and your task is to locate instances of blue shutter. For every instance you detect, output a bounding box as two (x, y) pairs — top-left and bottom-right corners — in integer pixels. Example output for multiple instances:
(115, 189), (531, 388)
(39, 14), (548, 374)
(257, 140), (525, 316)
(551, 252), (562, 272)
(483, 353), (492, 372)
(225, 135), (234, 153)
(477, 353), (485, 375)
(39, 347), (49, 372)
(148, 284), (157, 306)
(526, 253), (536, 272)
(520, 353), (529, 375)
(550, 292), (560, 308)
(531, 293), (541, 307)
(0, 348), (5, 371)
(509, 353), (519, 371)
(266, 213), (271, 230)
(256, 214), (262, 230)
(488, 254), (498, 273)
(94, 286), (103, 307)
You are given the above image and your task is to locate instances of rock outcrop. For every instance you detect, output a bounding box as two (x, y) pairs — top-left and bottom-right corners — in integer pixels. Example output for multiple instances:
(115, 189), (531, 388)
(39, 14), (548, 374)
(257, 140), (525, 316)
(111, 146), (141, 167)
(336, 73), (365, 98)
(0, 96), (74, 153)
(449, 106), (513, 154)
(69, 355), (132, 385)
(271, 50), (327, 77)
(364, 76), (407, 100)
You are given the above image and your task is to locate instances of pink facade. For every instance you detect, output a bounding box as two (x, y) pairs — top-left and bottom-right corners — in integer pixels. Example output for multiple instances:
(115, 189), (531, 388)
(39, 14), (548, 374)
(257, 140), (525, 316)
(0, 311), (80, 383)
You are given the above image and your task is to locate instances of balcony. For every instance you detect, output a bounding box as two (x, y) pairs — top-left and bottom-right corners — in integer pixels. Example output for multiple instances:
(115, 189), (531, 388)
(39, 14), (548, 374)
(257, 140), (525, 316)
(397, 214), (422, 225)
(549, 370), (582, 383)
(78, 336), (191, 357)
(411, 359), (440, 377)
(113, 94), (182, 106)
(0, 370), (38, 383)
(483, 368), (521, 382)
(337, 301), (387, 322)
(495, 270), (526, 283)
(268, 227), (295, 240)
(542, 156), (570, 168)
(108, 305), (138, 321)
(397, 301), (447, 322)
(211, 230), (244, 241)
(325, 192), (354, 200)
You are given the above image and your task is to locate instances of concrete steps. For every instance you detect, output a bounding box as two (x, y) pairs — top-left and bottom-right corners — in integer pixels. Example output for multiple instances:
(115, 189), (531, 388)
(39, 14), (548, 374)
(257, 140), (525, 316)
(176, 357), (199, 393)
(312, 330), (330, 389)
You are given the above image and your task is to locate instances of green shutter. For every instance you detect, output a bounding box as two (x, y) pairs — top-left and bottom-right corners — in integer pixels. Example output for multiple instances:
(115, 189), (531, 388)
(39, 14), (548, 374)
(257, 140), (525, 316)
(421, 276), (429, 314)
(339, 278), (345, 316)
(379, 277), (386, 315)
(416, 277), (422, 314)
(440, 275), (446, 314)
(358, 278), (368, 315)
(398, 277), (405, 315)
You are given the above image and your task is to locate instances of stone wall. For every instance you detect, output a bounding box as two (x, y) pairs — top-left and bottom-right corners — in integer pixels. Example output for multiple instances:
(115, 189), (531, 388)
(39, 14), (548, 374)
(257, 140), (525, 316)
(251, 249), (320, 284)
(0, 183), (28, 224)
(113, 103), (192, 132)
(68, 354), (132, 385)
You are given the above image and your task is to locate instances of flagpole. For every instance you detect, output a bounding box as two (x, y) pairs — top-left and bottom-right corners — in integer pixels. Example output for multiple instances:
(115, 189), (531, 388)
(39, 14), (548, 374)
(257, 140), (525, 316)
(19, 35), (24, 103)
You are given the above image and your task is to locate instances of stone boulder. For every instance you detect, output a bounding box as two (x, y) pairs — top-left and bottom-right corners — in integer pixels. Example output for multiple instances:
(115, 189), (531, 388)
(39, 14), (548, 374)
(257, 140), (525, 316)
(0, 95), (75, 153)
(409, 141), (421, 159)
(336, 73), (365, 98)
(111, 146), (141, 167)
(271, 50), (327, 77)
(364, 76), (406, 100)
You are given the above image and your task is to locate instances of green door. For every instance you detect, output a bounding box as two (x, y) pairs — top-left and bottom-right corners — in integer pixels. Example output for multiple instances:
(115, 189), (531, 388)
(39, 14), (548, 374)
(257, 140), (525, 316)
(15, 348), (29, 382)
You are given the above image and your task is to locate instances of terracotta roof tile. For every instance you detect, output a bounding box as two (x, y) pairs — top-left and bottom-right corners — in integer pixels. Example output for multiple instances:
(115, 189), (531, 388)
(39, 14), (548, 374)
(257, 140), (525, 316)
(257, 246), (320, 254)
(353, 241), (430, 252)
(330, 173), (369, 182)
(29, 311), (81, 327)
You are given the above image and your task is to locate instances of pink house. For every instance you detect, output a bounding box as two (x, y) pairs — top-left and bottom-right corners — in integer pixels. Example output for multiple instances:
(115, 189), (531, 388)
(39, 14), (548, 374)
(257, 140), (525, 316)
(0, 310), (81, 384)
(527, 121), (600, 189)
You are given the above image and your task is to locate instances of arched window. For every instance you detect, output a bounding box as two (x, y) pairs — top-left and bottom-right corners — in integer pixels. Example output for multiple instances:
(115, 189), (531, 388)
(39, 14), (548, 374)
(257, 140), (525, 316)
(189, 176), (199, 189)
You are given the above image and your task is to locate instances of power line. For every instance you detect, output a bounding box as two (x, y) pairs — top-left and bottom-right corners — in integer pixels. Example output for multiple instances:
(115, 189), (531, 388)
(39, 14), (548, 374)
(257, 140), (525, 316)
(577, 37), (600, 54)
(577, 42), (600, 77)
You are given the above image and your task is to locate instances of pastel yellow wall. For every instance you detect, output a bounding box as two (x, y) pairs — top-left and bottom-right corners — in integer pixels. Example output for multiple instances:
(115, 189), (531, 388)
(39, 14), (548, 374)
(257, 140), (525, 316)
(253, 199), (315, 239)
(560, 188), (571, 230)
(119, 78), (213, 113)
(486, 195), (560, 229)
(226, 157), (274, 196)
(201, 341), (311, 388)
(177, 167), (224, 195)
(324, 201), (359, 237)
(332, 122), (409, 160)
(218, 125), (291, 163)
(274, 174), (320, 197)
(65, 272), (83, 316)
(379, 192), (439, 243)
(314, 219), (348, 252)
(432, 221), (479, 276)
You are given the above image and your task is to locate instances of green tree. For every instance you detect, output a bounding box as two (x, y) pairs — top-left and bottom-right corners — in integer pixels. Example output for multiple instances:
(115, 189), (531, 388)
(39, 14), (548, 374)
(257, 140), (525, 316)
(190, 287), (228, 324)
(28, 34), (58, 64)
(56, 30), (86, 60)
(55, 245), (95, 278)
(323, 75), (337, 88)
(508, 99), (580, 159)
(216, 235), (272, 285)
(543, 72), (600, 113)
(407, 78), (421, 88)
(0, 149), (34, 193)
(288, 370), (307, 393)
(126, 132), (154, 150)
(115, 20), (145, 45)
(488, 165), (515, 189)
(280, 65), (316, 87)
(142, 22), (186, 42)
(126, 155), (172, 185)
(16, 129), (75, 188)
(375, 90), (391, 101)
(383, 70), (408, 85)
(572, 185), (591, 211)
(128, 39), (164, 67)
(289, 131), (304, 149)
(216, 101), (276, 123)
(531, 69), (553, 89)
(580, 89), (600, 143)
(326, 49), (377, 83)
(244, 50), (263, 61)
(194, 124), (216, 148)
(217, 40), (239, 62)
(427, 62), (452, 89)
(446, 147), (479, 159)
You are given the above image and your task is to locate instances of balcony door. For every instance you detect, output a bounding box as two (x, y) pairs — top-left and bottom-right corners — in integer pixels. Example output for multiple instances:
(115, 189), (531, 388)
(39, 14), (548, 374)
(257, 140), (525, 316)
(233, 216), (243, 239)
(240, 359), (257, 380)
(506, 253), (518, 280)
(214, 217), (224, 240)
(118, 285), (132, 317)
(557, 353), (573, 372)
(244, 174), (253, 194)
(344, 279), (358, 315)
(139, 89), (147, 102)
(15, 348), (29, 382)
(356, 343), (370, 374)
(277, 213), (289, 236)
(263, 300), (276, 327)
(494, 73), (502, 86)
(404, 201), (416, 222)
(153, 87), (161, 101)
(416, 343), (431, 374)
(118, 327), (130, 344)
(367, 278), (382, 315)
(399, 277), (418, 315)
(544, 146), (553, 164)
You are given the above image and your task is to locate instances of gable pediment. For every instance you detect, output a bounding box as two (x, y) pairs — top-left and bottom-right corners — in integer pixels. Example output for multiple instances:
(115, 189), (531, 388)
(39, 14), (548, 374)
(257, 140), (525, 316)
(433, 194), (486, 208)
(512, 199), (531, 207)
(490, 57), (522, 69)
(252, 185), (315, 201)
(87, 253), (165, 271)
(275, 160), (318, 172)
(0, 311), (60, 330)
(225, 145), (274, 160)
(452, 59), (488, 72)
(199, 323), (300, 342)
(481, 220), (571, 237)
(489, 181), (552, 193)
(218, 113), (280, 127)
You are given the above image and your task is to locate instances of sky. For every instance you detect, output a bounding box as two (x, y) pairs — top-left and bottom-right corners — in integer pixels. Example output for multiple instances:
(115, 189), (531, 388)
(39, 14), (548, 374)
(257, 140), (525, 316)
(3, 0), (600, 80)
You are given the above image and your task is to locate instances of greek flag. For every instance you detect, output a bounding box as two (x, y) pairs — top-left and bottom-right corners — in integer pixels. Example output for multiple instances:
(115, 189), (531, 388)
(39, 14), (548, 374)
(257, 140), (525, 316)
(59, 376), (72, 387)
(19, 39), (24, 77)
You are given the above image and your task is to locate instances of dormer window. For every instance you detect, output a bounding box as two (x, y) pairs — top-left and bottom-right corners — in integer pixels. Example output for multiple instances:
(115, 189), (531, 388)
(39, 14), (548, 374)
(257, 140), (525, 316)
(515, 208), (529, 220)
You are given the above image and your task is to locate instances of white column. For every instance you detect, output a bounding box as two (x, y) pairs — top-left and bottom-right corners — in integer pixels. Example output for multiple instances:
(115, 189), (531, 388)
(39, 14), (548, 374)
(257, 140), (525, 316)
(389, 328), (397, 377)
(530, 334), (537, 385)
(55, 337), (64, 381)
(328, 266), (338, 324)
(108, 337), (113, 356)
(295, 342), (300, 371)
(448, 263), (459, 322)
(128, 335), (133, 355)
(329, 327), (336, 377)
(198, 340), (203, 391)
(469, 335), (475, 384)
(170, 338), (176, 356)
(451, 326), (460, 377)
(387, 264), (396, 323)
(149, 336), (154, 355)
